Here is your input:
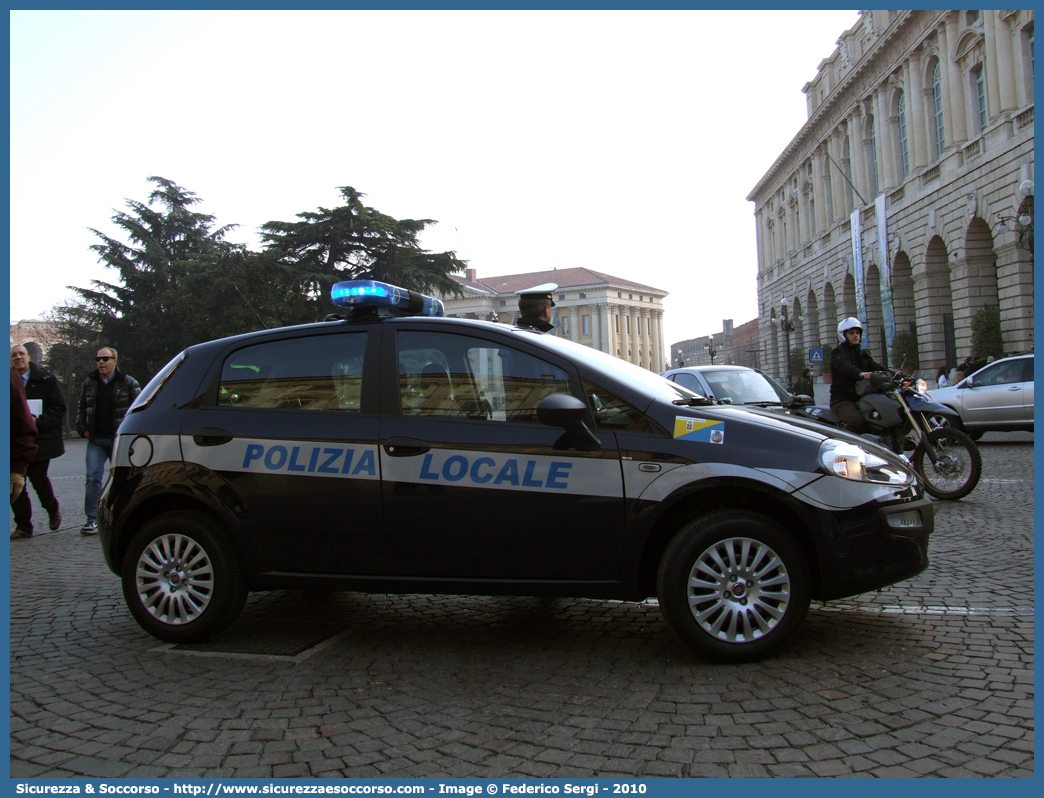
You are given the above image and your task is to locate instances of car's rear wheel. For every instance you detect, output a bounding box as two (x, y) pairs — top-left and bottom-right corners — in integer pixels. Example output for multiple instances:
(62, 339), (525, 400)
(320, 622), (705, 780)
(657, 511), (810, 663)
(121, 511), (247, 644)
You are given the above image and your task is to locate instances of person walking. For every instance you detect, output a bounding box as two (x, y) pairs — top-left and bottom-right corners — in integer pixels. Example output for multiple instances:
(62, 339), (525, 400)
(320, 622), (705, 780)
(11, 367), (38, 506)
(829, 318), (884, 434)
(75, 347), (140, 535)
(10, 346), (66, 539)
(794, 368), (814, 397)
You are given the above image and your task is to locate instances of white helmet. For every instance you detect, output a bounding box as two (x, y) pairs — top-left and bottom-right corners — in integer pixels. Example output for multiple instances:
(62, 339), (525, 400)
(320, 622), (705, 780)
(837, 317), (864, 341)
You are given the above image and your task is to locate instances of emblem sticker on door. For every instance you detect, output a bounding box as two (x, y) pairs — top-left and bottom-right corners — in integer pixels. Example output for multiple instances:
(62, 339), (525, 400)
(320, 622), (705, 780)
(674, 416), (725, 444)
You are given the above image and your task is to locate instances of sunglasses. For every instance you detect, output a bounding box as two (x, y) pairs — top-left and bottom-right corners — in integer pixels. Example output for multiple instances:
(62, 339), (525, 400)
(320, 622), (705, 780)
(95, 356), (113, 362)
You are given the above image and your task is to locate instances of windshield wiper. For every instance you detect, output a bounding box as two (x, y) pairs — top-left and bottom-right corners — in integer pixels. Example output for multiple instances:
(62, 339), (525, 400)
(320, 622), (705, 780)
(743, 400), (783, 406)
(672, 396), (716, 407)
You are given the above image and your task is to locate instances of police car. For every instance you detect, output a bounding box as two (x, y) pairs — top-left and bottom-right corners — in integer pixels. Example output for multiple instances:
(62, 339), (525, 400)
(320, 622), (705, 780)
(99, 280), (933, 662)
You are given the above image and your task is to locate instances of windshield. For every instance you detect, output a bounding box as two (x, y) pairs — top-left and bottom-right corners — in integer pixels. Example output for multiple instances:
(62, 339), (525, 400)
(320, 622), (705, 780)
(701, 369), (790, 405)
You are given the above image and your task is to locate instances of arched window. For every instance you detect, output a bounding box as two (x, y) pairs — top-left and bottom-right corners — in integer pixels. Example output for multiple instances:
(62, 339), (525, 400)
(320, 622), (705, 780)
(931, 61), (945, 159)
(867, 114), (880, 196)
(897, 91), (910, 178)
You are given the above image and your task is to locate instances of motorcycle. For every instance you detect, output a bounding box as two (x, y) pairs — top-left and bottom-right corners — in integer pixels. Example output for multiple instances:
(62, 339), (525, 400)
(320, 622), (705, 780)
(788, 370), (982, 500)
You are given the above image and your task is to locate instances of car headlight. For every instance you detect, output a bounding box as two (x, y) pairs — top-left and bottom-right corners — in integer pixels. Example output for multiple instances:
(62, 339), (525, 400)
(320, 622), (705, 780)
(915, 379), (928, 394)
(818, 439), (914, 485)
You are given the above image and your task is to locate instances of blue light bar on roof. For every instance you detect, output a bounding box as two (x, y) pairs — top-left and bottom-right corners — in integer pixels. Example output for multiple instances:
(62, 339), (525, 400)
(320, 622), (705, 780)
(330, 280), (445, 317)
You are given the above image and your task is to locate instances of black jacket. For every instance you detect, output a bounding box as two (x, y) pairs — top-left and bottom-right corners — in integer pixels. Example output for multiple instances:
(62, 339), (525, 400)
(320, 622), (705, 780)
(829, 342), (884, 404)
(515, 316), (554, 332)
(76, 368), (141, 438)
(20, 362), (66, 462)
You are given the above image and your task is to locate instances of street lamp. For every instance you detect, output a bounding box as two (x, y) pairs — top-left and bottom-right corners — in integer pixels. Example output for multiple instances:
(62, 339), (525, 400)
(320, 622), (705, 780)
(997, 194), (1034, 253)
(676, 348), (684, 368)
(705, 343), (717, 364)
(779, 301), (795, 384)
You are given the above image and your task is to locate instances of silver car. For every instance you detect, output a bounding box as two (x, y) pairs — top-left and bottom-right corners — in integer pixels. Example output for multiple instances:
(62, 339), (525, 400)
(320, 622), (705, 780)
(661, 365), (793, 406)
(928, 354), (1034, 439)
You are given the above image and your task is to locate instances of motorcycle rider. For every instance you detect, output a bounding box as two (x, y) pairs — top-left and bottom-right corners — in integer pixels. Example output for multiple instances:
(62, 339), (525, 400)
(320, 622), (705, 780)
(830, 317), (884, 433)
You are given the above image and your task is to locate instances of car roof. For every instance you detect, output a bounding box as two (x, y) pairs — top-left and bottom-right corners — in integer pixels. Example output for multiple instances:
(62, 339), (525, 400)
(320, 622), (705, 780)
(664, 365), (755, 374)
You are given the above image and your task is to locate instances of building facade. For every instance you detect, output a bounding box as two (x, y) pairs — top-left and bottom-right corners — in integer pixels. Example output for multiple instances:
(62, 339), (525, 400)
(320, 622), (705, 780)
(749, 10), (1034, 381)
(10, 319), (58, 362)
(438, 268), (668, 371)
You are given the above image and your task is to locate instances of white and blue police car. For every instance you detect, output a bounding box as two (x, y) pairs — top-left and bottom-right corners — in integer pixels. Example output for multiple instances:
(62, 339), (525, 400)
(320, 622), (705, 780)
(100, 280), (933, 662)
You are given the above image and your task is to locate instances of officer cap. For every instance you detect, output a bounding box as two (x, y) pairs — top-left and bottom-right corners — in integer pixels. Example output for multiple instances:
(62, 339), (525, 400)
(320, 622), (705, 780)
(515, 283), (558, 306)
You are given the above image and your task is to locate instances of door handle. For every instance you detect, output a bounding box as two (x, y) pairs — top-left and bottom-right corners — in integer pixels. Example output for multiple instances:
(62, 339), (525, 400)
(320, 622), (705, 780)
(1008, 386), (1021, 391)
(192, 427), (234, 446)
(383, 437), (431, 457)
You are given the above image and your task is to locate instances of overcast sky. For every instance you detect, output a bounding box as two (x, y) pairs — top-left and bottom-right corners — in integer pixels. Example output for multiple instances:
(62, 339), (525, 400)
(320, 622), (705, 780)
(9, 9), (861, 351)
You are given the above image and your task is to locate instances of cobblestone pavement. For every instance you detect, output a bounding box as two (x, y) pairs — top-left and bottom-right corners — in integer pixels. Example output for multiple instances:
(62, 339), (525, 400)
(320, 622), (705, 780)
(10, 435), (1034, 778)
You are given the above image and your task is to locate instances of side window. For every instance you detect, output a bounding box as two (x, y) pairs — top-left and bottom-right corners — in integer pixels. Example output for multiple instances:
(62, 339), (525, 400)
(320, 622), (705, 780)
(671, 372), (705, 395)
(397, 331), (570, 422)
(976, 361), (1022, 387)
(1023, 358), (1033, 382)
(218, 333), (367, 411)
(583, 379), (658, 433)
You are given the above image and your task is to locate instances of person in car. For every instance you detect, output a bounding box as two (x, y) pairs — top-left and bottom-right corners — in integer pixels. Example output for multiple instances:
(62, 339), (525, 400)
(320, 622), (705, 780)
(829, 317), (884, 433)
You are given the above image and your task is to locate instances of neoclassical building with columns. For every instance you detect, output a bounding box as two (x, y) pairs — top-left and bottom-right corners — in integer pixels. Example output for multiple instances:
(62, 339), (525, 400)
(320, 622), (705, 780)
(749, 9), (1034, 381)
(438, 268), (669, 371)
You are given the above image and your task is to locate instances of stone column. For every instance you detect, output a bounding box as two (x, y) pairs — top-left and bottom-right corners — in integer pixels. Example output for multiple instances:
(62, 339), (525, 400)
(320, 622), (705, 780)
(597, 303), (611, 356)
(757, 209), (769, 271)
(798, 173), (812, 245)
(828, 130), (845, 220)
(652, 310), (664, 371)
(991, 11), (1017, 112)
(982, 10), (1002, 119)
(812, 147), (828, 232)
(631, 306), (641, 365)
(874, 87), (897, 191)
(850, 109), (869, 203)
(906, 50), (928, 170)
(944, 14), (968, 143)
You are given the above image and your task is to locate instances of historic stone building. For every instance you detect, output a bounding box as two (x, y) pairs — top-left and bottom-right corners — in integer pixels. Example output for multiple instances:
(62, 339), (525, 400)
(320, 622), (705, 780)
(749, 10), (1034, 381)
(438, 268), (668, 371)
(669, 317), (762, 371)
(10, 319), (59, 362)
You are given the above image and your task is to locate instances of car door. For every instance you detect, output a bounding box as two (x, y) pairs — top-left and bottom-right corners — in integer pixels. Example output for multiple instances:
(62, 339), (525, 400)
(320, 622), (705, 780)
(181, 327), (387, 574)
(378, 324), (626, 581)
(1020, 357), (1034, 422)
(961, 358), (1030, 428)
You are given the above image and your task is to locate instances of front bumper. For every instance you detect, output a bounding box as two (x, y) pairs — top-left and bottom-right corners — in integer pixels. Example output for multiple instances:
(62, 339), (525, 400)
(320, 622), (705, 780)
(813, 496), (933, 601)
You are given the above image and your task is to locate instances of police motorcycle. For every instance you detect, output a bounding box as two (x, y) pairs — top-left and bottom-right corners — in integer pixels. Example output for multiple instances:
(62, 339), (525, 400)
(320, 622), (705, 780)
(788, 370), (982, 501)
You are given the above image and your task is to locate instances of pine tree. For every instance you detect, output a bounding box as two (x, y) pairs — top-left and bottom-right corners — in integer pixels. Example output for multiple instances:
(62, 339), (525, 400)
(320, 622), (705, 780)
(260, 185), (466, 320)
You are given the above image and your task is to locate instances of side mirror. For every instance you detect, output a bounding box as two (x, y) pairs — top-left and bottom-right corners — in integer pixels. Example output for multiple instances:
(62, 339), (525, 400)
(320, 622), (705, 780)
(788, 394), (813, 408)
(537, 393), (601, 452)
(963, 376), (974, 388)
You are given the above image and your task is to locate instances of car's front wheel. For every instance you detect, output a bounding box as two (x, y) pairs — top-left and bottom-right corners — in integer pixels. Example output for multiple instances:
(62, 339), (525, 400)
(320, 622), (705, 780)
(657, 511), (810, 663)
(121, 511), (247, 644)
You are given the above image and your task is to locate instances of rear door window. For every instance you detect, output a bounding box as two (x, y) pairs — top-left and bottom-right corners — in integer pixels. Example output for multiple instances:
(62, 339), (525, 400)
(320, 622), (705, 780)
(218, 333), (368, 411)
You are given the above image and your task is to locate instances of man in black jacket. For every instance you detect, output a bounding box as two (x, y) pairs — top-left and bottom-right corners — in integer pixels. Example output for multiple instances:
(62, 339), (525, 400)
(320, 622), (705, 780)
(10, 346), (65, 539)
(829, 318), (884, 433)
(514, 284), (557, 332)
(75, 347), (140, 535)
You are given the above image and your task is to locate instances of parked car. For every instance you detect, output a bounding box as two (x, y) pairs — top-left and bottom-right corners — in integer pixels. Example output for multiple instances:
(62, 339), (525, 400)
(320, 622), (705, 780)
(661, 365), (794, 407)
(99, 281), (932, 663)
(927, 354), (1034, 439)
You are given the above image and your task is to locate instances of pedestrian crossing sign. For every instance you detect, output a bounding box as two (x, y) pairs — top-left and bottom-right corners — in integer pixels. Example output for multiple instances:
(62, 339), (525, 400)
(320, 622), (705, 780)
(809, 348), (824, 363)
